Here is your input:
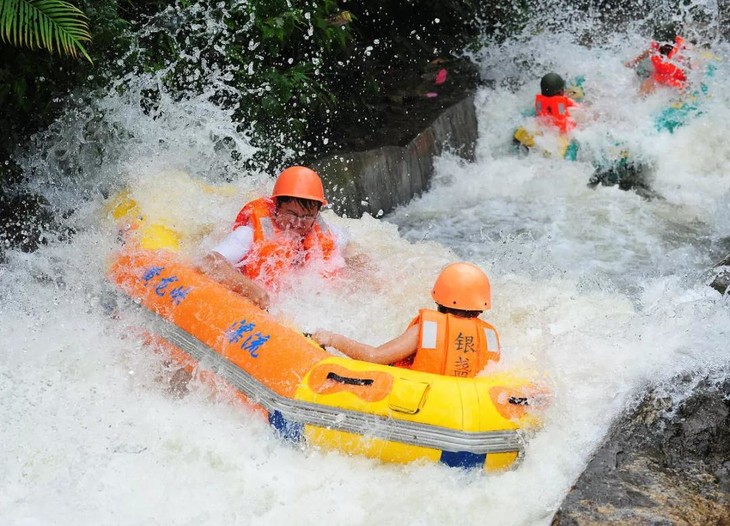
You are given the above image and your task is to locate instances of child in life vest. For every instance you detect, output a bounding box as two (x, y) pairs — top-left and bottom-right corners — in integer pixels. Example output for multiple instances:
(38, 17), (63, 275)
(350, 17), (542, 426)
(200, 166), (350, 310)
(313, 262), (501, 378)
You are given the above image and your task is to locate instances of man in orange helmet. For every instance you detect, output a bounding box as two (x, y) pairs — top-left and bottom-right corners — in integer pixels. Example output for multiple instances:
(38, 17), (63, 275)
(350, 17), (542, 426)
(312, 262), (501, 378)
(200, 166), (349, 310)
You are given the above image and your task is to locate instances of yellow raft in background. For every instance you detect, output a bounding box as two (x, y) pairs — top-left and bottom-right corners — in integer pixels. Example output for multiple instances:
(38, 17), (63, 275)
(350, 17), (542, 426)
(107, 190), (549, 471)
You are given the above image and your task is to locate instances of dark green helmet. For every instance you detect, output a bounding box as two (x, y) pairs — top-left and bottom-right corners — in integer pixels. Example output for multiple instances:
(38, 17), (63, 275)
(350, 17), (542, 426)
(540, 72), (565, 97)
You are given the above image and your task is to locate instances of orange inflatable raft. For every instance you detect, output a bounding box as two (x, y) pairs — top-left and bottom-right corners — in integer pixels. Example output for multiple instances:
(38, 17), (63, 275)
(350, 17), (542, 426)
(109, 244), (548, 471)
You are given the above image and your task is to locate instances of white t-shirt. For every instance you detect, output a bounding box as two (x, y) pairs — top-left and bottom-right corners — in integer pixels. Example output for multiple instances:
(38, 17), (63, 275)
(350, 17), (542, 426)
(212, 222), (349, 265)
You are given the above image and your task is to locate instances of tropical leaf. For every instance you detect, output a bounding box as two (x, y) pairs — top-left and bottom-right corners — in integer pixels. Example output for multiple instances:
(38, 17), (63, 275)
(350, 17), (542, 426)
(0, 0), (92, 62)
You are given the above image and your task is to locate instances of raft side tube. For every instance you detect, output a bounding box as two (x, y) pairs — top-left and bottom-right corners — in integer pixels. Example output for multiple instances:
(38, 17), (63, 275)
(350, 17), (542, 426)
(134, 305), (527, 453)
(109, 248), (325, 397)
(109, 247), (543, 470)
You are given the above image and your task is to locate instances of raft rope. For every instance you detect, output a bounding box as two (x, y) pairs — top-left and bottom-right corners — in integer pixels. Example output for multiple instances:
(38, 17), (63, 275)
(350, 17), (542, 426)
(128, 296), (525, 456)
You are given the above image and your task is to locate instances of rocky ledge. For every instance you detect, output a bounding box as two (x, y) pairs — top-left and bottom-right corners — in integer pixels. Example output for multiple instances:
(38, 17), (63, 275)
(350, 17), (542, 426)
(553, 376), (730, 525)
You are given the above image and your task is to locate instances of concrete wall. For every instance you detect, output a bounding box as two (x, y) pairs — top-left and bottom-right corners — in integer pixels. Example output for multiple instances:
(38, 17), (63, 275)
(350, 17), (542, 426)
(313, 95), (478, 218)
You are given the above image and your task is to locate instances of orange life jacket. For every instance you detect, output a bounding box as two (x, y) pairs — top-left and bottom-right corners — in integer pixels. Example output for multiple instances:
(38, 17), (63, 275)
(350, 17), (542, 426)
(232, 197), (337, 290)
(535, 94), (576, 134)
(392, 309), (501, 377)
(650, 36), (687, 89)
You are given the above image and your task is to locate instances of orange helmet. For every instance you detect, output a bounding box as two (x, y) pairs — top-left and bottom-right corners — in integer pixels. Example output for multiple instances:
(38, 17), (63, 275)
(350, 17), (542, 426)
(272, 166), (327, 205)
(431, 262), (492, 311)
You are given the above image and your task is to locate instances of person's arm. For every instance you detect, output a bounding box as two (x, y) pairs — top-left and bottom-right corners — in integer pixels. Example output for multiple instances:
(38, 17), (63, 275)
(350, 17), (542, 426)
(198, 252), (270, 310)
(625, 48), (652, 68)
(326, 223), (375, 277)
(343, 241), (374, 271)
(199, 226), (270, 310)
(313, 325), (419, 364)
(567, 98), (589, 124)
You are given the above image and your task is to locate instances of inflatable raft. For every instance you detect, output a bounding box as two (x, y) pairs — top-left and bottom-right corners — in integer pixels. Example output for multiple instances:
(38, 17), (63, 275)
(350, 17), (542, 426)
(106, 190), (548, 471)
(646, 49), (718, 133)
(512, 76), (585, 161)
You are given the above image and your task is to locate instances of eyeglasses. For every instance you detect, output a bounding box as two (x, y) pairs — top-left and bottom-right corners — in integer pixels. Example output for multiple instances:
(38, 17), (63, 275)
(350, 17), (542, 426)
(277, 210), (318, 224)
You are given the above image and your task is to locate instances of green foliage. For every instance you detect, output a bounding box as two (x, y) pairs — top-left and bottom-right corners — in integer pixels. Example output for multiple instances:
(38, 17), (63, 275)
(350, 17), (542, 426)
(1, 0), (521, 185)
(0, 0), (92, 61)
(130, 0), (354, 169)
(0, 0), (138, 187)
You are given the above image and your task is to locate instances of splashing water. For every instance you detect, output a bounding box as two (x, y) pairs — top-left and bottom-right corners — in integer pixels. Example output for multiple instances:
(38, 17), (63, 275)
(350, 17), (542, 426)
(2, 7), (730, 526)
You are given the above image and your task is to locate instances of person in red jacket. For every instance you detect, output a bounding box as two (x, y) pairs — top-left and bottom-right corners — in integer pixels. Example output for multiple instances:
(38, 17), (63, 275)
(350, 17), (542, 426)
(534, 72), (579, 134)
(200, 166), (350, 310)
(513, 73), (582, 159)
(626, 29), (688, 94)
(312, 262), (501, 378)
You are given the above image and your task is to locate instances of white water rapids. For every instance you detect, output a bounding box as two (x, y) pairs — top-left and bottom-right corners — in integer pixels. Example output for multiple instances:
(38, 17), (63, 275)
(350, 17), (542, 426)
(2, 16), (730, 526)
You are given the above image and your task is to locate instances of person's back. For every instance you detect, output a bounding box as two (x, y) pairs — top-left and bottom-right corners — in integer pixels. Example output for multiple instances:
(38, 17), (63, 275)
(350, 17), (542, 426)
(392, 307), (500, 377)
(535, 72), (577, 134)
(313, 262), (501, 378)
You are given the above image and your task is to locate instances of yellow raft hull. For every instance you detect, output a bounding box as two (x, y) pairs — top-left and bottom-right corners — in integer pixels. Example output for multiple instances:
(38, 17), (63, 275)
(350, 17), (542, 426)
(108, 246), (547, 471)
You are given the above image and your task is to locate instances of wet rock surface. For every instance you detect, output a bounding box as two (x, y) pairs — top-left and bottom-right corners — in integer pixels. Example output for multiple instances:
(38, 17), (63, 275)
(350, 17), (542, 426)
(315, 95), (478, 218)
(311, 53), (482, 218)
(711, 270), (730, 295)
(710, 252), (730, 295)
(553, 377), (730, 525)
(0, 192), (70, 262)
(321, 56), (481, 154)
(587, 159), (662, 201)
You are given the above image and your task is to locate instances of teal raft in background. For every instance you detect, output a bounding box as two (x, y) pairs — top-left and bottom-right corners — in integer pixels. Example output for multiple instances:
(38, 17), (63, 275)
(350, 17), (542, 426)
(654, 58), (718, 133)
(511, 75), (657, 197)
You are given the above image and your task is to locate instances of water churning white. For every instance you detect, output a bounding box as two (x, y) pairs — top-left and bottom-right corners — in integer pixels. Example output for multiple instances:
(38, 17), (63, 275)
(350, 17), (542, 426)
(2, 12), (730, 526)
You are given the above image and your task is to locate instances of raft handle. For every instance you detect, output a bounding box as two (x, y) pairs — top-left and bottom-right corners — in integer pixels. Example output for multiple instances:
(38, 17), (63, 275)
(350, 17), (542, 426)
(326, 372), (374, 387)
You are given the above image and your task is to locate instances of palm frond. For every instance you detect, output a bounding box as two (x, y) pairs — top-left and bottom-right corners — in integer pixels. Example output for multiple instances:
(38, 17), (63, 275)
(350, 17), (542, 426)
(0, 0), (92, 63)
